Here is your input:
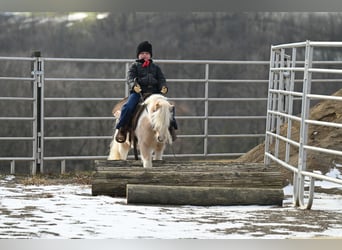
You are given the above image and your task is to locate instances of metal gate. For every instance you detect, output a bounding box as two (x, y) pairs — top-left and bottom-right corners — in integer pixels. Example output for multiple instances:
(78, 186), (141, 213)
(265, 41), (342, 209)
(0, 54), (270, 175)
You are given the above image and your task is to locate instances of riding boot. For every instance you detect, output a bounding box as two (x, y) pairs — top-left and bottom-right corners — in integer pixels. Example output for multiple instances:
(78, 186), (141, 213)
(169, 126), (177, 142)
(115, 127), (127, 143)
(169, 106), (178, 142)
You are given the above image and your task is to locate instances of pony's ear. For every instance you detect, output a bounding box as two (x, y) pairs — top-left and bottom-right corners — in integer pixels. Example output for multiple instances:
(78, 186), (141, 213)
(154, 102), (160, 111)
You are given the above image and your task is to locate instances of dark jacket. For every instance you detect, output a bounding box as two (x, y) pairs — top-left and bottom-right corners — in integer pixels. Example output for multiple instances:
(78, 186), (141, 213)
(127, 59), (167, 94)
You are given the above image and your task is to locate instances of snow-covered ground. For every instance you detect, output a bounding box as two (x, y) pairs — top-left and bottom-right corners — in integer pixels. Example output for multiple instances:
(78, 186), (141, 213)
(0, 168), (341, 239)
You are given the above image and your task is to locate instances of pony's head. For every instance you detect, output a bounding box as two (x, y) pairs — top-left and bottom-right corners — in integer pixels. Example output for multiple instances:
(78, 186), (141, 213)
(144, 94), (173, 144)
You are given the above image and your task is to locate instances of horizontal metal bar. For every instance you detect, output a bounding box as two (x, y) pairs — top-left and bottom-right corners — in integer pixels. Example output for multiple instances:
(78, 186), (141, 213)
(0, 157), (34, 161)
(0, 137), (34, 141)
(265, 152), (299, 173)
(44, 117), (114, 121)
(44, 58), (132, 63)
(44, 97), (121, 101)
(157, 60), (270, 65)
(170, 97), (267, 102)
(208, 98), (267, 101)
(208, 134), (265, 138)
(43, 155), (108, 160)
(304, 145), (342, 157)
(307, 94), (342, 101)
(0, 97), (35, 101)
(42, 97), (268, 102)
(269, 89), (303, 97)
(44, 57), (270, 65)
(43, 134), (264, 141)
(0, 77), (34, 81)
(208, 116), (267, 120)
(0, 56), (35, 61)
(43, 97), (265, 102)
(305, 119), (342, 129)
(175, 134), (205, 138)
(44, 78), (126, 82)
(44, 78), (269, 84)
(0, 117), (34, 121)
(309, 41), (342, 47)
(44, 136), (112, 140)
(266, 131), (300, 148)
(309, 68), (342, 74)
(207, 79), (268, 83)
(162, 97), (207, 101)
(267, 110), (302, 122)
(270, 67), (305, 72)
(272, 41), (308, 49)
(301, 170), (342, 185)
(43, 152), (244, 161)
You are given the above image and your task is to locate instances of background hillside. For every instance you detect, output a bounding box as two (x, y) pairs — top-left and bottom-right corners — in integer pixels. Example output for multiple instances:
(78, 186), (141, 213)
(1, 12), (342, 173)
(2, 12), (342, 59)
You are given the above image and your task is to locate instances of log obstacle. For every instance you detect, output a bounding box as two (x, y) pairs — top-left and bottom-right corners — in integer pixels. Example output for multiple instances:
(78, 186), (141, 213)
(127, 185), (284, 206)
(92, 160), (284, 206)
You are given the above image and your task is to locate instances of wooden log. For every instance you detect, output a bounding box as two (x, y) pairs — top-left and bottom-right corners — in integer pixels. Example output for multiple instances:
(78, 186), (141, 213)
(91, 161), (283, 197)
(95, 160), (280, 171)
(126, 184), (284, 206)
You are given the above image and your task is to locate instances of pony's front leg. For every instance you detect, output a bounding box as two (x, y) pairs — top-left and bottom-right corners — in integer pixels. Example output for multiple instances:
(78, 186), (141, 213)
(153, 143), (165, 160)
(140, 144), (153, 168)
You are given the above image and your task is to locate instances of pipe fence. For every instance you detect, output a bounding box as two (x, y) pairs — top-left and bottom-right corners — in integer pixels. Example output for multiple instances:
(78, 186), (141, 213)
(265, 40), (342, 209)
(0, 56), (270, 174)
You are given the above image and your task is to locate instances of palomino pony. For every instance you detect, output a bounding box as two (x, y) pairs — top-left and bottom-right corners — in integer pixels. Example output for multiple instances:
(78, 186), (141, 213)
(108, 94), (173, 168)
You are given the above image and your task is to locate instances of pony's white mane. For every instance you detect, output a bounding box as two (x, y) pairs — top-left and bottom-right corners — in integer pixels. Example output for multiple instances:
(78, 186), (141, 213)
(144, 94), (172, 144)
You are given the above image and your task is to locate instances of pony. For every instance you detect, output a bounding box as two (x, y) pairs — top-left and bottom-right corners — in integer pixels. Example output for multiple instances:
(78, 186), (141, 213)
(108, 94), (173, 168)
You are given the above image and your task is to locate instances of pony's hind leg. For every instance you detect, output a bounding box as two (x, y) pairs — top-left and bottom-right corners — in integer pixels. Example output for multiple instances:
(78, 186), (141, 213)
(108, 135), (130, 160)
(118, 142), (130, 159)
(108, 139), (120, 160)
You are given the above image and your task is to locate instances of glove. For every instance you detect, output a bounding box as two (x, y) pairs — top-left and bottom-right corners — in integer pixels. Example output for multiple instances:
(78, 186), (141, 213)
(133, 84), (142, 93)
(160, 86), (168, 94)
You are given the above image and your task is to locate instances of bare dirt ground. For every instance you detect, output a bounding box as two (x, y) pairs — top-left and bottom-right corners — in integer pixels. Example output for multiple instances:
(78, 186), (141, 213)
(1, 173), (342, 239)
(1, 89), (341, 239)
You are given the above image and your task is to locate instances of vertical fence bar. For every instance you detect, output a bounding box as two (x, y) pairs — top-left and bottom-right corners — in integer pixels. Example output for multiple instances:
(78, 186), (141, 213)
(296, 41), (313, 207)
(271, 51), (280, 141)
(125, 62), (130, 96)
(264, 47), (276, 166)
(285, 48), (296, 163)
(10, 160), (15, 175)
(31, 51), (40, 175)
(203, 63), (209, 156)
(61, 160), (66, 174)
(274, 49), (286, 158)
(287, 48), (298, 205)
(39, 57), (45, 173)
(30, 51), (44, 175)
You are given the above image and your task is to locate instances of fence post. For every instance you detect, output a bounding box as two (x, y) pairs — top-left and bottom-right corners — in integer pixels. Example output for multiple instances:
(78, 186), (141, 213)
(264, 47), (276, 166)
(31, 51), (43, 175)
(204, 63), (209, 156)
(296, 41), (313, 207)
